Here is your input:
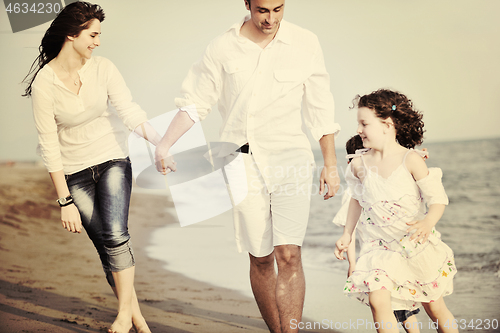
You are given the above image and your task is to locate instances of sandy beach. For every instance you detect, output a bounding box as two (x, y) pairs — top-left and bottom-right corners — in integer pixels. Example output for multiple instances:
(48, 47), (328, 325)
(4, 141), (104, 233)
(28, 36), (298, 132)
(1, 160), (496, 333)
(0, 163), (279, 332)
(1, 163), (365, 333)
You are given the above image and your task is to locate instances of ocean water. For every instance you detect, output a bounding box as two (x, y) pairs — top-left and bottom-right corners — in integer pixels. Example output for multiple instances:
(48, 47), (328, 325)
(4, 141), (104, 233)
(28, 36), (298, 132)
(146, 138), (500, 331)
(306, 138), (500, 276)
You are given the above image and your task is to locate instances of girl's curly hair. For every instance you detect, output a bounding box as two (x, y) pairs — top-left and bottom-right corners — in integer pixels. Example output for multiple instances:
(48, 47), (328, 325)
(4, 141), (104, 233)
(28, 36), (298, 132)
(353, 89), (425, 149)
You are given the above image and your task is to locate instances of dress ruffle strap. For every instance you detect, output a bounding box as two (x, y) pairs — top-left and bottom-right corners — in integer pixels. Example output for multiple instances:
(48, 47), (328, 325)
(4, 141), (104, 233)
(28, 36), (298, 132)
(346, 148), (429, 161)
(346, 148), (370, 160)
(410, 148), (429, 160)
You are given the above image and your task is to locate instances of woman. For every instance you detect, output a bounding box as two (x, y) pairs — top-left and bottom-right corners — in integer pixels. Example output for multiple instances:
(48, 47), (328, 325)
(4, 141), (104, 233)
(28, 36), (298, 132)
(23, 2), (158, 332)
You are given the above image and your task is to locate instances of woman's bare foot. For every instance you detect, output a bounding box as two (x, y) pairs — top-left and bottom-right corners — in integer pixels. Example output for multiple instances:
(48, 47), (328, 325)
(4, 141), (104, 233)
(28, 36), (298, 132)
(133, 315), (151, 333)
(108, 314), (132, 333)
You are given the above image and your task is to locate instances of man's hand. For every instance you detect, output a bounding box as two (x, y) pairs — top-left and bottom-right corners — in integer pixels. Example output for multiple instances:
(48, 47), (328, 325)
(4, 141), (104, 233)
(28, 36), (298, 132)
(318, 133), (339, 200)
(319, 165), (340, 200)
(155, 146), (177, 175)
(61, 204), (82, 233)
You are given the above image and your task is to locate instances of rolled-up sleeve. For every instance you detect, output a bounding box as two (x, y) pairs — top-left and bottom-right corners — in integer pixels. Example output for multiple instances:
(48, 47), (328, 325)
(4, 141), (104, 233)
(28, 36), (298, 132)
(32, 84), (64, 172)
(416, 167), (449, 206)
(302, 40), (340, 141)
(175, 42), (223, 122)
(106, 59), (148, 131)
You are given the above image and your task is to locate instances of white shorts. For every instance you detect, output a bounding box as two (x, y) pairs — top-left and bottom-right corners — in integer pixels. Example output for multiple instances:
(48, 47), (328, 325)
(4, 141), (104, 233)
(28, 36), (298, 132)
(232, 153), (313, 257)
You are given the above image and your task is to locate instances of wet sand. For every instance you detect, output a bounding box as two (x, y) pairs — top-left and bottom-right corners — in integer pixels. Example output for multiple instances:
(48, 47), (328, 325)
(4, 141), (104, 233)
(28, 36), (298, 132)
(0, 163), (274, 332)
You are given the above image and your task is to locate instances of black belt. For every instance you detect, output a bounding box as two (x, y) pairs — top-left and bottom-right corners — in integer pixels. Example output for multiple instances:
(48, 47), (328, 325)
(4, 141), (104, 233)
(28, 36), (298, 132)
(236, 144), (250, 154)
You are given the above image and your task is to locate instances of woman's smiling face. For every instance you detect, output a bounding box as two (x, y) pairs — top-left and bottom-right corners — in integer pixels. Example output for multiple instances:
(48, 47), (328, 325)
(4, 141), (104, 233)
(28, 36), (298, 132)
(69, 18), (101, 59)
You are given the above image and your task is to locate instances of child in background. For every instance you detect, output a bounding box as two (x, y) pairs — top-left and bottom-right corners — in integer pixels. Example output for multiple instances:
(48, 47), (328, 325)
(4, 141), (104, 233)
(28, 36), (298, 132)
(335, 89), (457, 333)
(333, 134), (422, 333)
(332, 134), (363, 276)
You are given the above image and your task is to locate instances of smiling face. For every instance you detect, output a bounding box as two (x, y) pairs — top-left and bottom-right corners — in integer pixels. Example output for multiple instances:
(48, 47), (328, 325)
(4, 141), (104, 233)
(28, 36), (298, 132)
(69, 19), (101, 59)
(356, 107), (391, 149)
(245, 0), (284, 36)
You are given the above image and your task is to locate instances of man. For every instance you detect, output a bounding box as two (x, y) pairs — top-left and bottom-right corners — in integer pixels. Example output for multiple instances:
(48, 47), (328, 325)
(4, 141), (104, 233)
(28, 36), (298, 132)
(155, 1), (340, 331)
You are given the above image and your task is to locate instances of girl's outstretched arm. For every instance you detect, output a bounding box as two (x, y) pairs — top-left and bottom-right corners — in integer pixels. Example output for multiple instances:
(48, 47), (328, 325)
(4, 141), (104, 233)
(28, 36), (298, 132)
(335, 197), (361, 260)
(347, 231), (356, 276)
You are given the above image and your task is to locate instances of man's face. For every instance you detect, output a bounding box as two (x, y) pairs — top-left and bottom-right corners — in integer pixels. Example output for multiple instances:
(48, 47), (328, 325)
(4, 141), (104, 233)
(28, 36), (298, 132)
(245, 0), (284, 36)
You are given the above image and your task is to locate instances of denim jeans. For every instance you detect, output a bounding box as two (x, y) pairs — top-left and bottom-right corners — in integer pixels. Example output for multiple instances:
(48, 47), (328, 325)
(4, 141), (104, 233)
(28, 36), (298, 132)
(66, 157), (135, 287)
(394, 308), (421, 323)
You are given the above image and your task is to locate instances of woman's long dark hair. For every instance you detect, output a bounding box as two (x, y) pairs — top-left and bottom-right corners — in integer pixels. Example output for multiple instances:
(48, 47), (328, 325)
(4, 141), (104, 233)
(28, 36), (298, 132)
(22, 1), (104, 97)
(353, 89), (425, 149)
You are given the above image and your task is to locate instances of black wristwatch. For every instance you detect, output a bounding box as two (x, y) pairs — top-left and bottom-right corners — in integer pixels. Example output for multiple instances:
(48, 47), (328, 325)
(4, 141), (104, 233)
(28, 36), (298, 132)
(57, 194), (74, 207)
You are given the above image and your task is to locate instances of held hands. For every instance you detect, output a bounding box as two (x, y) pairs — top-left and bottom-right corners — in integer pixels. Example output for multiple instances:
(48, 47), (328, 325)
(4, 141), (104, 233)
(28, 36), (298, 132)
(406, 218), (436, 244)
(61, 204), (82, 233)
(334, 233), (351, 260)
(319, 165), (340, 200)
(155, 146), (177, 175)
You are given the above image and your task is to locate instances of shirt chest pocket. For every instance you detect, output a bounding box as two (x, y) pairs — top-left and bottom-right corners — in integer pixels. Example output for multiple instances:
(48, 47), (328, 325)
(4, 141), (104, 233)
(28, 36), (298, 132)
(272, 69), (307, 97)
(222, 58), (254, 92)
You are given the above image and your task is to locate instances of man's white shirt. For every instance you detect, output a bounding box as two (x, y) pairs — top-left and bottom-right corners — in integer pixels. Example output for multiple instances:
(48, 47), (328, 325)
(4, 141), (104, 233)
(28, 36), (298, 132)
(176, 16), (340, 190)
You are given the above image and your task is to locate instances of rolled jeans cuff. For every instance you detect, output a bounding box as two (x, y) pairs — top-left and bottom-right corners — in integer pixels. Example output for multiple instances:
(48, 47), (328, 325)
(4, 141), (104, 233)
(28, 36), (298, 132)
(105, 240), (135, 272)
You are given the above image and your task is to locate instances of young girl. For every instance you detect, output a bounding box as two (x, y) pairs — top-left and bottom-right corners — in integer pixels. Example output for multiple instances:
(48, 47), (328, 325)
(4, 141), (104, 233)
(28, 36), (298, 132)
(23, 2), (159, 332)
(333, 134), (423, 333)
(335, 89), (458, 333)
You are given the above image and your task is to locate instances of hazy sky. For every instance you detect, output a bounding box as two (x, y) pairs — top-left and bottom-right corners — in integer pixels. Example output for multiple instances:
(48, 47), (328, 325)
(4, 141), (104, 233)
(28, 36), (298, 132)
(1, 0), (499, 161)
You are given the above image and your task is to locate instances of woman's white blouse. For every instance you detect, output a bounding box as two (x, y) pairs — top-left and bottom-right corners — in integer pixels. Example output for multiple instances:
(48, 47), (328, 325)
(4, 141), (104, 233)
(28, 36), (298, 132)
(32, 56), (148, 175)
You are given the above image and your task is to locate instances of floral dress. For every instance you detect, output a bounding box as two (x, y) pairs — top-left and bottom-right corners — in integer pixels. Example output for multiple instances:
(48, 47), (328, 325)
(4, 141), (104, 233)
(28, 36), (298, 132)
(344, 149), (457, 310)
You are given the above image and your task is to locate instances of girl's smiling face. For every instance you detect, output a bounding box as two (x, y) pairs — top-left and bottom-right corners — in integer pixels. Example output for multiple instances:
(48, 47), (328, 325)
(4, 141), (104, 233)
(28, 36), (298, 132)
(356, 107), (388, 149)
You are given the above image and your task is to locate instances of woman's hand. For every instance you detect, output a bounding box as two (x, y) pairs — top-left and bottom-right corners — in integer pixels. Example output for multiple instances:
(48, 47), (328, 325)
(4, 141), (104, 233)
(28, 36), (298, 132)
(61, 204), (82, 233)
(406, 218), (435, 244)
(154, 146), (177, 175)
(334, 233), (351, 260)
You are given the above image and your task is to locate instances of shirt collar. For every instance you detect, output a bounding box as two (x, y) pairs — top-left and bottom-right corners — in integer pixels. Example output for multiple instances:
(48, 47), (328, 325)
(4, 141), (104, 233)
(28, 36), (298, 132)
(274, 19), (291, 45)
(229, 16), (292, 45)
